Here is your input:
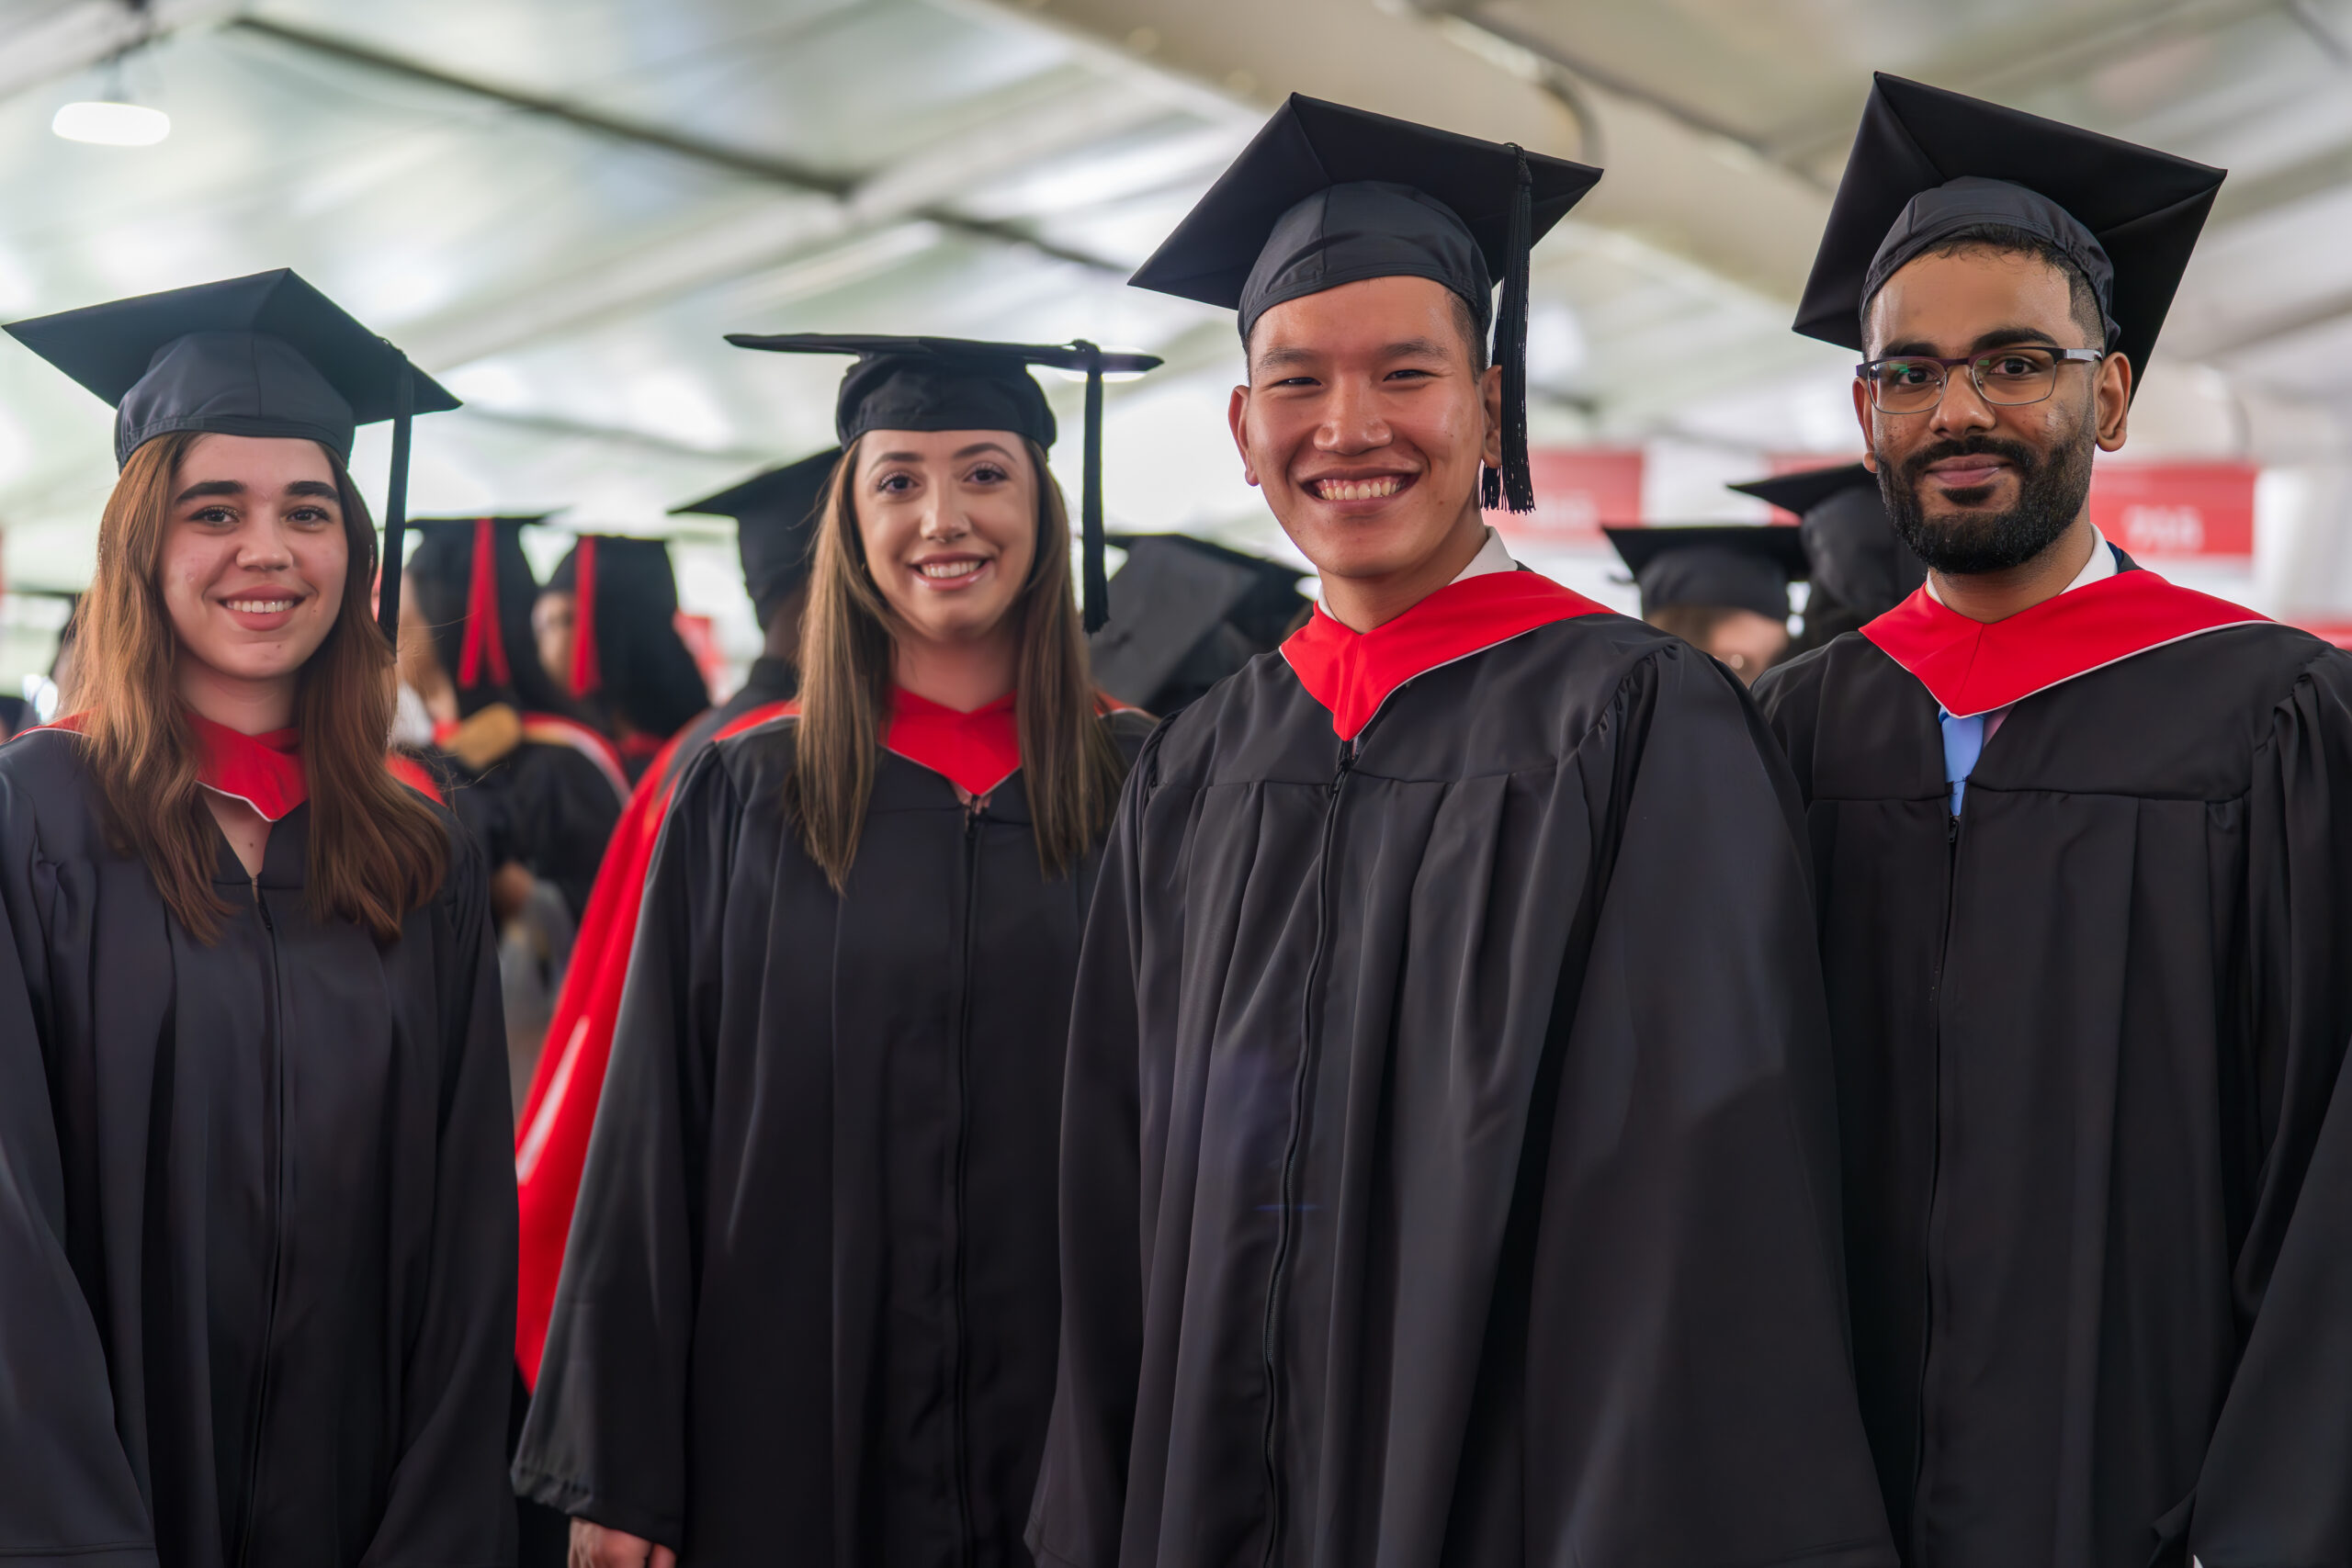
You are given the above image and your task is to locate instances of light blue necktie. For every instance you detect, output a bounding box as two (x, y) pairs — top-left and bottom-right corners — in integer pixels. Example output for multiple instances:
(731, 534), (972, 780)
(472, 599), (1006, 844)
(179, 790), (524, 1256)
(1940, 709), (1984, 816)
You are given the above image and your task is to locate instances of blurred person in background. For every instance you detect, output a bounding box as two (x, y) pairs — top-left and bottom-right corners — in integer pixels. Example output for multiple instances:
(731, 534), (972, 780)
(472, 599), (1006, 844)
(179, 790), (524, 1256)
(1602, 522), (1807, 683)
(1754, 74), (2352, 1568)
(515, 336), (1155, 1568)
(1729, 462), (1924, 652)
(506, 449), (836, 1568)
(400, 514), (628, 1105)
(533, 533), (713, 784)
(0, 272), (514, 1567)
(1031, 96), (1892, 1568)
(1083, 530), (1311, 713)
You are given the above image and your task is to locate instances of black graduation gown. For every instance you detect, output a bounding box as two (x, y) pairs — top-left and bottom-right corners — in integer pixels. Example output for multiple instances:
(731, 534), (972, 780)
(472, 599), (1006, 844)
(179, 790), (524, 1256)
(445, 733), (626, 922)
(0, 729), (516, 1568)
(1753, 615), (2352, 1568)
(1030, 617), (1895, 1568)
(514, 709), (1156, 1567)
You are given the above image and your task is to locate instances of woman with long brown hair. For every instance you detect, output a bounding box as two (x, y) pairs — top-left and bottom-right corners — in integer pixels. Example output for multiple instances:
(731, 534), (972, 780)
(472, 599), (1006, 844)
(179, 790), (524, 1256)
(0, 274), (516, 1567)
(516, 337), (1157, 1568)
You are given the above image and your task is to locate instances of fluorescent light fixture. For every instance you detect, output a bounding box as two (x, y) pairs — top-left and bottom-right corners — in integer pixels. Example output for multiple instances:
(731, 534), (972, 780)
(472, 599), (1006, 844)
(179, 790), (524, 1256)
(52, 101), (170, 146)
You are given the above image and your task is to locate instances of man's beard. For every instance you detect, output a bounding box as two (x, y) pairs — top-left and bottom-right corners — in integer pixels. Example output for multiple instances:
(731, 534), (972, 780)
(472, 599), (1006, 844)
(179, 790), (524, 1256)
(1877, 416), (2096, 577)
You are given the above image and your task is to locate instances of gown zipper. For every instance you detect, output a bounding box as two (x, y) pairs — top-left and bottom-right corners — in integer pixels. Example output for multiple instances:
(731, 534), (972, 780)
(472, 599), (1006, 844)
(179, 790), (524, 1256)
(1260, 738), (1356, 1568)
(234, 883), (290, 1568)
(1910, 808), (1962, 1554)
(948, 803), (985, 1565)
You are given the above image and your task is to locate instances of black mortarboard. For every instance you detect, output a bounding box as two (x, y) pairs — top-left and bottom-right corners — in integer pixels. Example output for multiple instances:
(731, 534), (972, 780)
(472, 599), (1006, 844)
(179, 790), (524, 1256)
(1087, 533), (1310, 714)
(1130, 95), (1600, 514)
(1605, 525), (1809, 622)
(671, 447), (841, 628)
(405, 516), (574, 720)
(723, 334), (1161, 634)
(546, 535), (709, 740)
(1795, 73), (2224, 387)
(5, 270), (460, 641)
(1728, 464), (1923, 622)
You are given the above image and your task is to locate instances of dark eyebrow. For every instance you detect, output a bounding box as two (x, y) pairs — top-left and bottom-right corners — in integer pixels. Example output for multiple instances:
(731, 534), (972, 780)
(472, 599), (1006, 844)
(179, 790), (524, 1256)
(1253, 337), (1454, 376)
(1879, 324), (2069, 358)
(173, 479), (245, 505)
(952, 441), (1017, 462)
(287, 479), (340, 500)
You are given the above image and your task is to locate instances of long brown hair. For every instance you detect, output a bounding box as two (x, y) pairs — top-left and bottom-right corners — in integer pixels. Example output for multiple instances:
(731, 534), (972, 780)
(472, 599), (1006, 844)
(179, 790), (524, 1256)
(67, 431), (451, 942)
(789, 434), (1125, 890)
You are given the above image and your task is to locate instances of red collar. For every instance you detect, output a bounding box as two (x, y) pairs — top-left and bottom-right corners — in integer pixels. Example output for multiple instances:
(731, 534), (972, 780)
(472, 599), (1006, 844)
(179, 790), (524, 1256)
(887, 689), (1022, 797)
(1280, 570), (1610, 741)
(1863, 568), (2268, 718)
(187, 711), (307, 821)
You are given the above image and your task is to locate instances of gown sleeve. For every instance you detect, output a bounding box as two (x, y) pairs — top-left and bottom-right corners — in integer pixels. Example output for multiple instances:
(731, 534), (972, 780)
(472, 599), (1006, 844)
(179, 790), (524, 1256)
(512, 750), (626, 924)
(511, 744), (741, 1550)
(360, 823), (521, 1568)
(0, 780), (157, 1567)
(2185, 652), (2352, 1566)
(1025, 722), (1165, 1568)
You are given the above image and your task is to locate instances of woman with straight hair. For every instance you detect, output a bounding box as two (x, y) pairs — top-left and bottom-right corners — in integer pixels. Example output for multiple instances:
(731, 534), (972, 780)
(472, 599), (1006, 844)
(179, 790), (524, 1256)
(0, 274), (515, 1566)
(515, 336), (1157, 1568)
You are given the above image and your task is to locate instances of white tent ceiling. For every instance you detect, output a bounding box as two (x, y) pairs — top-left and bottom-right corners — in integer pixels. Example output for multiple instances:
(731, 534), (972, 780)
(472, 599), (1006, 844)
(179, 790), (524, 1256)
(0, 0), (2348, 673)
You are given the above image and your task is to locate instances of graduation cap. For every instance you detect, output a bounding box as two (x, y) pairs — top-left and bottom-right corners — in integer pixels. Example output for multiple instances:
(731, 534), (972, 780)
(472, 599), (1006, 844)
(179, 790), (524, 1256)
(1794, 73), (2225, 387)
(722, 334), (1161, 634)
(1129, 94), (1601, 514)
(1728, 464), (1924, 623)
(4, 269), (460, 641)
(1604, 525), (1809, 622)
(546, 535), (709, 738)
(1087, 533), (1311, 714)
(670, 447), (841, 628)
(404, 516), (572, 719)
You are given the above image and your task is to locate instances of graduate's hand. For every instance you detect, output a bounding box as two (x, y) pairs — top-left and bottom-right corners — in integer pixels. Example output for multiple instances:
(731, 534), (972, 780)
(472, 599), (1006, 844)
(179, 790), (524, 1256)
(568, 1517), (676, 1568)
(491, 861), (537, 923)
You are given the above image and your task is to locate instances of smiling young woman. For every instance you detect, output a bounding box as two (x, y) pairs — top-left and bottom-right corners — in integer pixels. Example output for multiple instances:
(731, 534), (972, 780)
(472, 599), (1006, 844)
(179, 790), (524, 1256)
(514, 336), (1155, 1568)
(0, 273), (514, 1568)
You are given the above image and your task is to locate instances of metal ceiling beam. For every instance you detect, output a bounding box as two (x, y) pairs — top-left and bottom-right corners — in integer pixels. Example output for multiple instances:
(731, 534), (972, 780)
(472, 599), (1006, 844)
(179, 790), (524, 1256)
(228, 14), (1127, 276)
(0, 0), (244, 104)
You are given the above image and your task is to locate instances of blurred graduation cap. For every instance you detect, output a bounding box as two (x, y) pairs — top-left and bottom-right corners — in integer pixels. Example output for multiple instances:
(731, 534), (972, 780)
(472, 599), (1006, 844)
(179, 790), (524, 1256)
(671, 446), (841, 628)
(404, 516), (573, 718)
(1728, 463), (1924, 626)
(1604, 525), (1809, 622)
(722, 334), (1161, 634)
(547, 535), (709, 739)
(4, 269), (460, 639)
(1130, 94), (1600, 513)
(1087, 534), (1311, 714)
(1794, 73), (2225, 388)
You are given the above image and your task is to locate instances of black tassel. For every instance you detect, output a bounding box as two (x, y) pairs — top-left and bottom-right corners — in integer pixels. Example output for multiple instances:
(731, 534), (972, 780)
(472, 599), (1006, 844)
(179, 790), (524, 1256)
(378, 343), (414, 642)
(1494, 144), (1536, 513)
(1077, 340), (1110, 634)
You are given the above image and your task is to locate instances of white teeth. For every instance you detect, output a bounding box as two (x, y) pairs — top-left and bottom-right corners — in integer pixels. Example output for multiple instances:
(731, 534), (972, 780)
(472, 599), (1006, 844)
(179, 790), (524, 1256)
(1315, 476), (1402, 502)
(227, 599), (294, 614)
(919, 560), (982, 581)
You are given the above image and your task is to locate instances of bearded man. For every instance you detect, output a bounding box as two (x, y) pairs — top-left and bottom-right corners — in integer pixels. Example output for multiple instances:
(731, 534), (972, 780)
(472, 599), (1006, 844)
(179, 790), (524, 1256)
(1752, 73), (2352, 1568)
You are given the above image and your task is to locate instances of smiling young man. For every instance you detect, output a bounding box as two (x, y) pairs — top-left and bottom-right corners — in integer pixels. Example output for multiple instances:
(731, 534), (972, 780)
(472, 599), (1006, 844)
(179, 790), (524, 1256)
(1029, 96), (1893, 1568)
(1752, 75), (2352, 1568)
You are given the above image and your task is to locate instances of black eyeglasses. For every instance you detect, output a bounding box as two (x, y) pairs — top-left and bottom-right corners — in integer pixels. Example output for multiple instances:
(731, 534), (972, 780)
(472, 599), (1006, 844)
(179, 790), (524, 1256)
(1856, 346), (2105, 413)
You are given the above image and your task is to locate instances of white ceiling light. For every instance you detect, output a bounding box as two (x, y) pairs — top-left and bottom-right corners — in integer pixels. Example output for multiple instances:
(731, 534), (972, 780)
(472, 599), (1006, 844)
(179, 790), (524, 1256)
(52, 100), (170, 146)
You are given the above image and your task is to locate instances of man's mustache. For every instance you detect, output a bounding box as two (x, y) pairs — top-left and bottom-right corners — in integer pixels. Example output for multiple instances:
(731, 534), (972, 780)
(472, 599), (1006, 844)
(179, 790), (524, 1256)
(1898, 434), (2042, 484)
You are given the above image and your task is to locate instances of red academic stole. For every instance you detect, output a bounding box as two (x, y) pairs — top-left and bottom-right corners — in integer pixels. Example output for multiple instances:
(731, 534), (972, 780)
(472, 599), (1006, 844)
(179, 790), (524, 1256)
(514, 697), (797, 1384)
(1862, 569), (2268, 719)
(37, 711), (309, 819)
(885, 688), (1023, 797)
(1281, 570), (1611, 740)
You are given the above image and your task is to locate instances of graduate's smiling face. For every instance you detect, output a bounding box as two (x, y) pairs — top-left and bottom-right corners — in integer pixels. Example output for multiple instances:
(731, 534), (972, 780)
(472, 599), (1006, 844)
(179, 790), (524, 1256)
(160, 434), (348, 693)
(1233, 275), (1501, 592)
(1859, 246), (2131, 576)
(854, 430), (1038, 648)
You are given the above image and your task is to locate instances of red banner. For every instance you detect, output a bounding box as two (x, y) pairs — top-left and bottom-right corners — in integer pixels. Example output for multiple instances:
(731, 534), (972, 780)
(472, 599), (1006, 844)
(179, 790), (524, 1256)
(2086, 462), (2256, 558)
(1487, 448), (1644, 546)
